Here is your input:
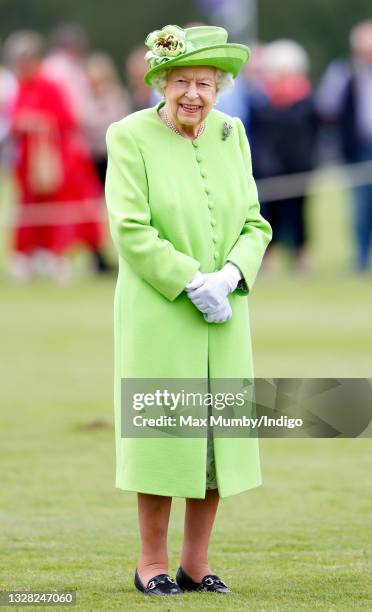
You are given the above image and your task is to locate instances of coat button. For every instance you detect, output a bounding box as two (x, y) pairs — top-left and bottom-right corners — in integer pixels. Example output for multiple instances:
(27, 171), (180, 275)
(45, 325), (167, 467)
(210, 218), (216, 227)
(214, 251), (220, 259)
(212, 234), (218, 243)
(208, 201), (214, 210)
(201, 170), (207, 178)
(192, 140), (199, 147)
(205, 187), (211, 195)
(196, 154), (202, 162)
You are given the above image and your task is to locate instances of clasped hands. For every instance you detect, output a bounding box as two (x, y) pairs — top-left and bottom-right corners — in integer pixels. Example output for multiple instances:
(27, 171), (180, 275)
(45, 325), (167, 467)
(185, 262), (242, 323)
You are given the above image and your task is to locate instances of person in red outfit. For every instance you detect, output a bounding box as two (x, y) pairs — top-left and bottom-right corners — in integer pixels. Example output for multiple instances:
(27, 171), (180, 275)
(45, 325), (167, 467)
(42, 23), (114, 273)
(4, 30), (104, 281)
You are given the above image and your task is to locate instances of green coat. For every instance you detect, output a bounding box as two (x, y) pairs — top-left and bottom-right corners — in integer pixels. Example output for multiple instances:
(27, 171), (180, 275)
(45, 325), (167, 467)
(105, 101), (272, 499)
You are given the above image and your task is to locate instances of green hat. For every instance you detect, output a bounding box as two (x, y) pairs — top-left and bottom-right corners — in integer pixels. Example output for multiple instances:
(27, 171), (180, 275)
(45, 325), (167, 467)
(143, 24), (250, 86)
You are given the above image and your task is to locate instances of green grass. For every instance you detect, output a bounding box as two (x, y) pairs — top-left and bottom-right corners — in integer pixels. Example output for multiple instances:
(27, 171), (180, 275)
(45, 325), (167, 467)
(1, 169), (372, 609)
(251, 274), (372, 377)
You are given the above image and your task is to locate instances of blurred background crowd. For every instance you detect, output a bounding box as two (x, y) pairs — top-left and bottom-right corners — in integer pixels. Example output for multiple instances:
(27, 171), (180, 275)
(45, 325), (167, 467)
(1, 12), (372, 283)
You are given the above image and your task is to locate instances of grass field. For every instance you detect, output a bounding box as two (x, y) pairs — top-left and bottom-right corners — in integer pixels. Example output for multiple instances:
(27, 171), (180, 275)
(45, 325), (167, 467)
(1, 169), (371, 610)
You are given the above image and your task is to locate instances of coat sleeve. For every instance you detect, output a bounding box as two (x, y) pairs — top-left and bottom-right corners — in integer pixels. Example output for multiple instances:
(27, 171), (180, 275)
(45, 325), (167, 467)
(105, 121), (200, 301)
(224, 117), (272, 295)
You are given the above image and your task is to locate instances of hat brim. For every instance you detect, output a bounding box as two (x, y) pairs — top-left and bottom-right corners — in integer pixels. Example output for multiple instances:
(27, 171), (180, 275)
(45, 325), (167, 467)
(144, 43), (250, 86)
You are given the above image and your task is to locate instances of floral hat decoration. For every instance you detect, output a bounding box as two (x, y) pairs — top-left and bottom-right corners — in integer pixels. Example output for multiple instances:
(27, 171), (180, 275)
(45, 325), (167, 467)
(144, 24), (250, 86)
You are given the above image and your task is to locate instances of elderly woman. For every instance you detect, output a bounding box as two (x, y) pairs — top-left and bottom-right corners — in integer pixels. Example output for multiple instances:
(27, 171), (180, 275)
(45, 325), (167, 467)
(105, 25), (272, 596)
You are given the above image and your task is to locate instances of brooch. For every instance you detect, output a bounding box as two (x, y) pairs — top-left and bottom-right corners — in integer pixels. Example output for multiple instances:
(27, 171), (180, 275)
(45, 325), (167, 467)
(222, 122), (233, 141)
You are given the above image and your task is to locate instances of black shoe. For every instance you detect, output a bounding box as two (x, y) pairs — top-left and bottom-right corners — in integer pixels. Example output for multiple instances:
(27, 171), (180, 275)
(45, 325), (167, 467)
(134, 568), (183, 596)
(176, 566), (232, 593)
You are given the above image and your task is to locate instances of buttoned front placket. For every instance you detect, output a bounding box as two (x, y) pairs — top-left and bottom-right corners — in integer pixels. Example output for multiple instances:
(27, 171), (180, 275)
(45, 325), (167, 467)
(191, 137), (219, 492)
(192, 138), (219, 271)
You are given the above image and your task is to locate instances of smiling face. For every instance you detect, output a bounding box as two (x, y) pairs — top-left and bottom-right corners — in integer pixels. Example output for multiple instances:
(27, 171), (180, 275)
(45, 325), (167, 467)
(164, 65), (217, 136)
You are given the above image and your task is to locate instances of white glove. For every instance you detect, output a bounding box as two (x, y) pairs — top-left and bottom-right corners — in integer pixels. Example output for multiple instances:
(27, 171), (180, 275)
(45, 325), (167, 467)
(186, 262), (241, 313)
(185, 270), (205, 291)
(203, 298), (232, 323)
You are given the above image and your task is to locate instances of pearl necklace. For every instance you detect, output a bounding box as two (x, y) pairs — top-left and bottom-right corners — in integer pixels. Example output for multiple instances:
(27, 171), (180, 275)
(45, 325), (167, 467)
(160, 105), (205, 139)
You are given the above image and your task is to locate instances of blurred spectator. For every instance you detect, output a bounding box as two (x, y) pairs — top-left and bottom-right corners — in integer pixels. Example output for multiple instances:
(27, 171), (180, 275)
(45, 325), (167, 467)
(250, 39), (318, 273)
(4, 30), (103, 282)
(215, 73), (250, 123)
(125, 45), (153, 110)
(41, 23), (112, 273)
(84, 52), (130, 185)
(316, 21), (372, 272)
(42, 23), (95, 124)
(215, 44), (268, 126)
(241, 43), (271, 136)
(0, 63), (18, 171)
(244, 42), (267, 86)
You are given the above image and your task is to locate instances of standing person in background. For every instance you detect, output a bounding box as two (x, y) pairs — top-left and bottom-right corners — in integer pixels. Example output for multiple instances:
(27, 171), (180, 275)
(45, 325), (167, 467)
(42, 23), (94, 125)
(42, 23), (110, 274)
(4, 30), (103, 282)
(213, 42), (268, 137)
(4, 30), (76, 282)
(0, 62), (18, 176)
(250, 40), (318, 273)
(241, 43), (271, 138)
(316, 21), (372, 273)
(84, 52), (131, 186)
(215, 72), (250, 124)
(125, 45), (153, 111)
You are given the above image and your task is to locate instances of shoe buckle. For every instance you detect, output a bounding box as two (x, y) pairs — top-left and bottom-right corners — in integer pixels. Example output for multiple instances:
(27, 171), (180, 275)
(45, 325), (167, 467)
(204, 577), (214, 586)
(147, 580), (156, 590)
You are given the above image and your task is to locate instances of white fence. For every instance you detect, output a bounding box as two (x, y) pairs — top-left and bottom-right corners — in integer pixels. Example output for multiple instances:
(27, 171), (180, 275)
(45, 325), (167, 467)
(1, 160), (372, 228)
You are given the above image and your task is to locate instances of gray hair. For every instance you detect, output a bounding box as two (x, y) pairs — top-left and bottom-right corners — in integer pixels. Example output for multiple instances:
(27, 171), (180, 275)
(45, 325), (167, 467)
(151, 68), (234, 97)
(349, 20), (372, 51)
(262, 39), (310, 75)
(3, 30), (44, 65)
